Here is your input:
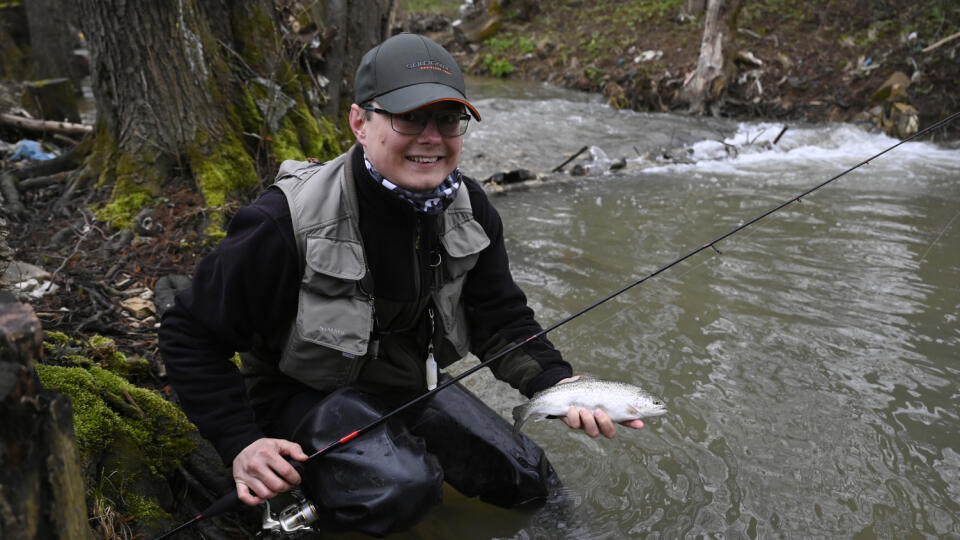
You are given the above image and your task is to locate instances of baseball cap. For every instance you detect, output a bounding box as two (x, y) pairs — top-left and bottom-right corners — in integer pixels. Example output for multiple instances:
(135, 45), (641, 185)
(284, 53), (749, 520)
(354, 33), (481, 121)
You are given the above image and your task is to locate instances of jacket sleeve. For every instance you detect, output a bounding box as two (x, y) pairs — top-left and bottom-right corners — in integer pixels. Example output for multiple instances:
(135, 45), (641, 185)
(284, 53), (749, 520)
(158, 189), (300, 464)
(460, 178), (572, 397)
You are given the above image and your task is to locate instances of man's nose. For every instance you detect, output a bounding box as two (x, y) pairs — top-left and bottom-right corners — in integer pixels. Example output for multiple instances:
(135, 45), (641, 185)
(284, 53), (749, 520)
(417, 115), (443, 140)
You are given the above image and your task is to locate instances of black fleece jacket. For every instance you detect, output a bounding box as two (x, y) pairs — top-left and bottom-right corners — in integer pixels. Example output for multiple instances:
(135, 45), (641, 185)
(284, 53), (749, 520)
(159, 149), (571, 463)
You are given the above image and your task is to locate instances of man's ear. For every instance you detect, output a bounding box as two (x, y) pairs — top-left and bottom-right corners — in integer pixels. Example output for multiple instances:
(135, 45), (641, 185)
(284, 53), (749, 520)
(349, 104), (367, 144)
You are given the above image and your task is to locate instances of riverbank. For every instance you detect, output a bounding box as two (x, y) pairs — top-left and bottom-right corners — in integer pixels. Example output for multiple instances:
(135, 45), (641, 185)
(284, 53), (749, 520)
(401, 0), (960, 139)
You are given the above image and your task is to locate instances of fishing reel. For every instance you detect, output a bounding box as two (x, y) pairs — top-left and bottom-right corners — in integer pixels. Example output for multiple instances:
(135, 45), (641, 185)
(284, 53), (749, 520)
(258, 488), (320, 539)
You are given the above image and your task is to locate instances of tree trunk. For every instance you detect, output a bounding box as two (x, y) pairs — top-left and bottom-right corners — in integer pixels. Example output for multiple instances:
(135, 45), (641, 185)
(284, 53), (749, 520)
(0, 302), (93, 540)
(75, 0), (395, 233)
(24, 0), (84, 90)
(679, 0), (742, 115)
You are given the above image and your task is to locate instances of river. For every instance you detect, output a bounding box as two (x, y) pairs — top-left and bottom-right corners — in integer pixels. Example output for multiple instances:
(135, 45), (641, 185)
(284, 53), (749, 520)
(325, 79), (960, 539)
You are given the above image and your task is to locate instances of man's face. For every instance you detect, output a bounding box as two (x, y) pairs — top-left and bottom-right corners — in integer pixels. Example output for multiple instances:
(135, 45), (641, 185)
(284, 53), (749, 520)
(350, 101), (464, 192)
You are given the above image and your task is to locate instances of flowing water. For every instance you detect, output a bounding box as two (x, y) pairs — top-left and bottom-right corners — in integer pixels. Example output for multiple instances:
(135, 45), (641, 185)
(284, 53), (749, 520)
(324, 79), (960, 539)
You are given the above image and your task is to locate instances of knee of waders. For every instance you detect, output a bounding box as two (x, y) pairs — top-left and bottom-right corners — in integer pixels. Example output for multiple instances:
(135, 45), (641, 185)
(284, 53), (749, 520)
(408, 380), (561, 508)
(291, 388), (443, 536)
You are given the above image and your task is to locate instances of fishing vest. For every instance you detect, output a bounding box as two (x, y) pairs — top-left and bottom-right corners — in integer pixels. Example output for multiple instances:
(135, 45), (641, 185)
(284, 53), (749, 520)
(239, 147), (490, 402)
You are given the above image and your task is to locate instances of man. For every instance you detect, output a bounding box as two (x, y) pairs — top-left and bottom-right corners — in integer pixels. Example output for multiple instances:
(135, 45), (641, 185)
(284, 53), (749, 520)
(159, 33), (642, 536)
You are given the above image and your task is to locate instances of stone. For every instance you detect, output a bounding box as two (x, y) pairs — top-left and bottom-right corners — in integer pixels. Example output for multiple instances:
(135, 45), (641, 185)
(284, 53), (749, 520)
(871, 71), (910, 103)
(20, 78), (80, 123)
(120, 297), (155, 319)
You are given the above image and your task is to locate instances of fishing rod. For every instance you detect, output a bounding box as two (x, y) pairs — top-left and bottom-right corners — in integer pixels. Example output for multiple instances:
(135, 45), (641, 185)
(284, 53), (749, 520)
(156, 110), (960, 539)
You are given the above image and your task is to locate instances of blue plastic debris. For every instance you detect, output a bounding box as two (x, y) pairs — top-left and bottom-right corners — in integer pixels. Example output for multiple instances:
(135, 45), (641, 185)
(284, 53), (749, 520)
(11, 140), (56, 161)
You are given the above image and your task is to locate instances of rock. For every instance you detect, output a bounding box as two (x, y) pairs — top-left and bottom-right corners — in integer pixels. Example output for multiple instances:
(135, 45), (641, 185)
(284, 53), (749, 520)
(879, 101), (919, 138)
(871, 71), (910, 103)
(153, 274), (192, 318)
(736, 50), (763, 67)
(485, 169), (535, 185)
(20, 78), (80, 123)
(603, 81), (627, 109)
(1, 260), (59, 300)
(456, 10), (501, 43)
(634, 50), (663, 63)
(120, 297), (155, 320)
(405, 13), (451, 34)
(1, 260), (50, 285)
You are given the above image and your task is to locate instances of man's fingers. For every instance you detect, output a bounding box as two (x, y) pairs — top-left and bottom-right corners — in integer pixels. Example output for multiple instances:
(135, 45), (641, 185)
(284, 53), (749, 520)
(277, 439), (310, 462)
(267, 453), (301, 486)
(621, 419), (645, 430)
(579, 408), (600, 438)
(594, 409), (617, 439)
(564, 405), (582, 429)
(236, 479), (270, 506)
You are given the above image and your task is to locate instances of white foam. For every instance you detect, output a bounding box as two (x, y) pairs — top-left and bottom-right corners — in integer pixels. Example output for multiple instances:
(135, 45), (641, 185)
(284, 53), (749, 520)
(641, 122), (960, 178)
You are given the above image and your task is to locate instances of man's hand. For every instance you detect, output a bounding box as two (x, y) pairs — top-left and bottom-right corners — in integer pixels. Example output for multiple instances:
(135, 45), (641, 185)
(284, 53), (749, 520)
(232, 438), (309, 505)
(555, 376), (646, 439)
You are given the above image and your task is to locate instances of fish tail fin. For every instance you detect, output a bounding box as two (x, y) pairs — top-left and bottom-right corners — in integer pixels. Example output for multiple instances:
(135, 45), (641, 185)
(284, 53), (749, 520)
(511, 404), (527, 432)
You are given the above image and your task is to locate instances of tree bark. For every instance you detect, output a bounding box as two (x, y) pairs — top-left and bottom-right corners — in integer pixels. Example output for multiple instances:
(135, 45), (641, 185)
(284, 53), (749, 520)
(24, 0), (84, 90)
(0, 302), (92, 540)
(679, 0), (742, 115)
(74, 0), (395, 231)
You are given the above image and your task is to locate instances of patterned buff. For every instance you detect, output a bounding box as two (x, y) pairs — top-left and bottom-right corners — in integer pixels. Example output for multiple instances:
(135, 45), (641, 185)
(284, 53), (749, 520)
(364, 157), (462, 215)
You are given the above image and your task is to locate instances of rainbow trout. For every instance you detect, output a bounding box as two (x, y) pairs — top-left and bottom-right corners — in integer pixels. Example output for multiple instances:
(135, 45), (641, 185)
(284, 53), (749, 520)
(512, 379), (667, 431)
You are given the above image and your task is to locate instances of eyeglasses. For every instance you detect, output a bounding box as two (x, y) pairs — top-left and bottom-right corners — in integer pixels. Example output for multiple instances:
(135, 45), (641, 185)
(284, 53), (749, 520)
(362, 106), (470, 137)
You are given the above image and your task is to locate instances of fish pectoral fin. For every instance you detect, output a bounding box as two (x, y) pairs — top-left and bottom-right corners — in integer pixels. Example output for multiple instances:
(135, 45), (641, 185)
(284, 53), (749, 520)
(627, 405), (640, 416)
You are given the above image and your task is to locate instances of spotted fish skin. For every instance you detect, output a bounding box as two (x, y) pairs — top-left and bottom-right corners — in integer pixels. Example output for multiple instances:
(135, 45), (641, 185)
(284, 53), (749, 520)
(512, 379), (667, 431)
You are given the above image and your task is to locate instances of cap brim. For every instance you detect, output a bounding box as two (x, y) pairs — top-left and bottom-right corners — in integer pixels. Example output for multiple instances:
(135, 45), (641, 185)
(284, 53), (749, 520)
(376, 83), (482, 121)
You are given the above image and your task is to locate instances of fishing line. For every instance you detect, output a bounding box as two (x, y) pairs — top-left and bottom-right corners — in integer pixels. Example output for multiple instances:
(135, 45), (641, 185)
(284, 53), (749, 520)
(155, 110), (960, 539)
(917, 207), (960, 264)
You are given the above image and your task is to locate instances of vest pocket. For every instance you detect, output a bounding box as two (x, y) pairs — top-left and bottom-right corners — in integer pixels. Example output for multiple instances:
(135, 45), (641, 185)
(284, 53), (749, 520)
(296, 236), (372, 356)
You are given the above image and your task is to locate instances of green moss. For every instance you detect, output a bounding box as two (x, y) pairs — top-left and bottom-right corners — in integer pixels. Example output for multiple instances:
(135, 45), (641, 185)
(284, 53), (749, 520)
(125, 493), (172, 524)
(45, 330), (72, 345)
(94, 188), (153, 229)
(230, 2), (277, 71)
(88, 335), (148, 375)
(34, 364), (195, 475)
(189, 128), (258, 208)
(272, 115), (308, 162)
(238, 86), (266, 134)
(90, 147), (166, 229)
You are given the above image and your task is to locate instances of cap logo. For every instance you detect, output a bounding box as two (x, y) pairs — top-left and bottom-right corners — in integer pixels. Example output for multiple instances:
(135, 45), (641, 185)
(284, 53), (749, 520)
(405, 60), (452, 75)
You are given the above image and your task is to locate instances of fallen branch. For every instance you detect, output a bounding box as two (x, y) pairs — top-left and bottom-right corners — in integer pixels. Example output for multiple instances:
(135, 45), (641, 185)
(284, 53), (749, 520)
(773, 125), (789, 145)
(922, 31), (960, 53)
(0, 112), (93, 135)
(551, 145), (589, 172)
(0, 172), (26, 217)
(19, 172), (69, 192)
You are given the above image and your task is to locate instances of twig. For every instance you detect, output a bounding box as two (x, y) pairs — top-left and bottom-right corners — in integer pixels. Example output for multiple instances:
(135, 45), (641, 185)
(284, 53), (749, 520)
(51, 227), (88, 281)
(120, 387), (146, 419)
(921, 31), (960, 53)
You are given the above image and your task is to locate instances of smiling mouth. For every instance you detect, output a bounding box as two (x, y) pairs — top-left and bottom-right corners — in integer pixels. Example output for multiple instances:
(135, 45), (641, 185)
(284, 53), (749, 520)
(407, 156), (440, 164)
